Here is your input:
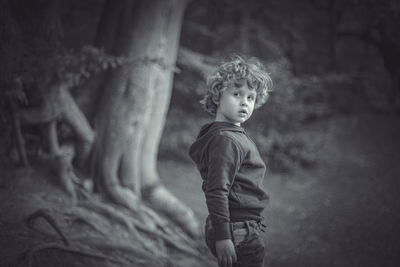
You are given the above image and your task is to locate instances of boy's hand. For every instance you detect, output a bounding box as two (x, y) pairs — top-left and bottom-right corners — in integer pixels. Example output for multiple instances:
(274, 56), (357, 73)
(215, 239), (237, 267)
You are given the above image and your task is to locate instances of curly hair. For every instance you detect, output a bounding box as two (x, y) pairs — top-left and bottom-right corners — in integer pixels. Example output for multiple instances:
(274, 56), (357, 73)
(200, 55), (273, 115)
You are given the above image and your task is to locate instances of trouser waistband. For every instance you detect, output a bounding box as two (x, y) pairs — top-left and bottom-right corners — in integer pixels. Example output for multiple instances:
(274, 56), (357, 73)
(230, 220), (266, 232)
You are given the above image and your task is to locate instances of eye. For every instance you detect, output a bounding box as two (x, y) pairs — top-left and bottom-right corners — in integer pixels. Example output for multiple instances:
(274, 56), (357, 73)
(233, 91), (240, 96)
(248, 95), (255, 101)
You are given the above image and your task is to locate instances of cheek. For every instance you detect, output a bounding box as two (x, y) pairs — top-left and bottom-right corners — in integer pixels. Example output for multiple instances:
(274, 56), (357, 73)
(224, 96), (236, 106)
(250, 101), (255, 110)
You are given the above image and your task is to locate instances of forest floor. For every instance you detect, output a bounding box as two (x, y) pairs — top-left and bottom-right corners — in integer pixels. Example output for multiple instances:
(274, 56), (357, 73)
(1, 113), (400, 267)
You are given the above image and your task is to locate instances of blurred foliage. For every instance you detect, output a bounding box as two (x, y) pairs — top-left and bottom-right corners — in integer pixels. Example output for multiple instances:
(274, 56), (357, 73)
(1, 0), (398, 172)
(160, 57), (334, 172)
(0, 0), (123, 163)
(10, 46), (122, 94)
(0, 0), (122, 107)
(0, 44), (123, 165)
(159, 0), (399, 172)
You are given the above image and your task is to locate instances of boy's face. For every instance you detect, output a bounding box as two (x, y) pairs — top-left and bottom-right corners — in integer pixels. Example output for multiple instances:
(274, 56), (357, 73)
(215, 80), (256, 126)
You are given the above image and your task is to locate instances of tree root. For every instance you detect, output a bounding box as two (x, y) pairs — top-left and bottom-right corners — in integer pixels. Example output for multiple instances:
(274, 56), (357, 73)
(78, 188), (140, 230)
(67, 207), (109, 235)
(37, 147), (77, 201)
(76, 188), (204, 258)
(77, 192), (201, 257)
(24, 209), (165, 266)
(24, 185), (208, 266)
(72, 235), (168, 261)
(135, 222), (203, 258)
(25, 210), (130, 266)
(26, 209), (69, 246)
(77, 203), (162, 256)
(142, 183), (201, 237)
(26, 242), (127, 267)
(106, 184), (141, 212)
(16, 83), (95, 201)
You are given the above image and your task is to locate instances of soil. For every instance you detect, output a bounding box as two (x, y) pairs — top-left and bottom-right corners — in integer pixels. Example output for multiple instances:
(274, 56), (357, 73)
(1, 113), (400, 267)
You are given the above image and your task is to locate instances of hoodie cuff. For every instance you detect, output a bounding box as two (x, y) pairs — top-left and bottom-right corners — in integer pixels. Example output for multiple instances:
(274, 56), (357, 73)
(213, 222), (231, 240)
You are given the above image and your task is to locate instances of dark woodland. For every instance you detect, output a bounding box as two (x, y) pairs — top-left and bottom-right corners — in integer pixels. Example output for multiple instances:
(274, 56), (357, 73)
(1, 0), (399, 266)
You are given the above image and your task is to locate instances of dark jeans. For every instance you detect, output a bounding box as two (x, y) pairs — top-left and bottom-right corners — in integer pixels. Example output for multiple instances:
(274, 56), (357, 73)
(205, 216), (266, 267)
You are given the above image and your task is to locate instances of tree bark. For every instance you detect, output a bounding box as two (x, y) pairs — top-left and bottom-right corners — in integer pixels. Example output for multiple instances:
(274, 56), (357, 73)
(140, 1), (186, 188)
(91, 0), (199, 235)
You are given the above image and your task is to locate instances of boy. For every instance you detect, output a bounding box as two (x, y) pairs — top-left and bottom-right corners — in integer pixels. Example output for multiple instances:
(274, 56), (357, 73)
(189, 55), (273, 267)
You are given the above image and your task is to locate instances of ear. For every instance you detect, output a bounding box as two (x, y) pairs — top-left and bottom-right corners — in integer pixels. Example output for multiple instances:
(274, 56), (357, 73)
(212, 95), (220, 105)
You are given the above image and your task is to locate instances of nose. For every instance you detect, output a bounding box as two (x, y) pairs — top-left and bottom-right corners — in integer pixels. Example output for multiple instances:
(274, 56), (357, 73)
(240, 98), (248, 106)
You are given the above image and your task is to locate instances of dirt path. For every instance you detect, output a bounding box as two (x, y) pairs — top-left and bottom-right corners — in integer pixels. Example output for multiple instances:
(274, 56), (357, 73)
(160, 113), (400, 267)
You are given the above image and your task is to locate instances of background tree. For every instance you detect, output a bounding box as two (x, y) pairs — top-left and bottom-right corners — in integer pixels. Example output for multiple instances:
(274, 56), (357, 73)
(0, 0), (205, 265)
(90, 0), (199, 236)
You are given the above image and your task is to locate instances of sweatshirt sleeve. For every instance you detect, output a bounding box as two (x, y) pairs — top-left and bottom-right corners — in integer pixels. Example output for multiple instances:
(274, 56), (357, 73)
(206, 134), (243, 240)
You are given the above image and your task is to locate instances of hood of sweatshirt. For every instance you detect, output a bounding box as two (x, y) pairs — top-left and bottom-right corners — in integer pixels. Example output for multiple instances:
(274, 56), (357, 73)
(189, 121), (244, 165)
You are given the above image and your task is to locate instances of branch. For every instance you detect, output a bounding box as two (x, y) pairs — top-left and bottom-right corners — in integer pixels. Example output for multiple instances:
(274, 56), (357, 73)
(177, 47), (218, 79)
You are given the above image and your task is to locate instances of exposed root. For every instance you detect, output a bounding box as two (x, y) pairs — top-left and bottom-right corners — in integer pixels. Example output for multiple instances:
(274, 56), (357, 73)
(15, 83), (95, 202)
(78, 188), (136, 231)
(37, 148), (77, 201)
(26, 209), (69, 246)
(77, 203), (161, 255)
(67, 207), (109, 235)
(26, 242), (127, 267)
(138, 224), (203, 258)
(106, 184), (141, 212)
(24, 183), (209, 266)
(142, 183), (201, 237)
(128, 205), (203, 258)
(76, 191), (201, 257)
(73, 235), (168, 261)
(77, 188), (203, 258)
(18, 157), (209, 264)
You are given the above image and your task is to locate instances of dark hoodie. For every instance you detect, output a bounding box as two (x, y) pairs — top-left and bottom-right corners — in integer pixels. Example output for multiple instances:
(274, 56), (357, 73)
(189, 121), (269, 240)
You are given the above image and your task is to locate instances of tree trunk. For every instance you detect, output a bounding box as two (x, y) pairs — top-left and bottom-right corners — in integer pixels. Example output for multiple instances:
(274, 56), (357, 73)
(91, 0), (199, 235)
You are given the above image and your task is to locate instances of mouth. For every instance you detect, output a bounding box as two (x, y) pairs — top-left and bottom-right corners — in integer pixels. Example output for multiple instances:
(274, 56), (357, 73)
(238, 110), (248, 116)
